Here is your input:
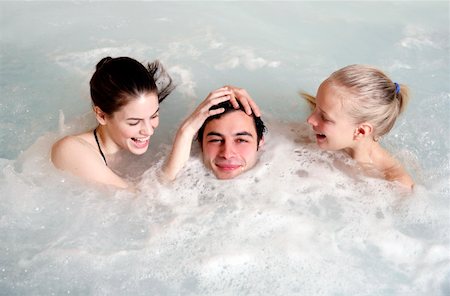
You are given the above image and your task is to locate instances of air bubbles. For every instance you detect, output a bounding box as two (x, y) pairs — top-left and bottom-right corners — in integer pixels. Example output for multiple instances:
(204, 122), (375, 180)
(296, 169), (309, 177)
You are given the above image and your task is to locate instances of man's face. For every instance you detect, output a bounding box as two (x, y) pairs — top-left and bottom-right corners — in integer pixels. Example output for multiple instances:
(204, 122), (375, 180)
(201, 110), (263, 179)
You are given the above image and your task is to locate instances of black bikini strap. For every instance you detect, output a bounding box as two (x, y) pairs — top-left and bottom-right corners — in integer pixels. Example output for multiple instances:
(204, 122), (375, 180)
(93, 128), (107, 166)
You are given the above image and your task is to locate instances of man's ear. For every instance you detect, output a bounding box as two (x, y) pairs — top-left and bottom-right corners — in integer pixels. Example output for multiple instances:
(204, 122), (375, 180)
(93, 106), (107, 125)
(353, 123), (373, 140)
(257, 136), (265, 150)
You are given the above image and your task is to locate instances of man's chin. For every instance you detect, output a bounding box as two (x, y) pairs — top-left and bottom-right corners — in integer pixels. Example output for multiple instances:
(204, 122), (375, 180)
(215, 173), (238, 180)
(212, 168), (243, 180)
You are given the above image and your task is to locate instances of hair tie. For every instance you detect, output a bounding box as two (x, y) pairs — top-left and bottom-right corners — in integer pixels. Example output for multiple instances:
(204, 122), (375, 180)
(394, 82), (400, 95)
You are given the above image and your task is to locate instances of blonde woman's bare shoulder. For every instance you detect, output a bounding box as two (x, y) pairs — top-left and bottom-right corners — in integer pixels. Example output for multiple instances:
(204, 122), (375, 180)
(373, 146), (414, 190)
(379, 152), (414, 190)
(385, 163), (415, 190)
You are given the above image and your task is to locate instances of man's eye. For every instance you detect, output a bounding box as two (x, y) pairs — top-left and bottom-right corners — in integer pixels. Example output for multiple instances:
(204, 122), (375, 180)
(236, 139), (249, 143)
(208, 139), (222, 143)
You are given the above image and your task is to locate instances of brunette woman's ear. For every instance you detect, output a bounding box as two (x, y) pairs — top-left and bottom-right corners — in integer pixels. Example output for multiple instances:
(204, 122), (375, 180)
(93, 106), (107, 125)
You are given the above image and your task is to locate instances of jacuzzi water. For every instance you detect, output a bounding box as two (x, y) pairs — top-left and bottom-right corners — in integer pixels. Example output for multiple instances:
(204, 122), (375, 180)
(1, 1), (449, 295)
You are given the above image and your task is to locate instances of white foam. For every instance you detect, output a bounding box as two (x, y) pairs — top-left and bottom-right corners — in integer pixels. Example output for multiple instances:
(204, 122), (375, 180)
(168, 65), (197, 98)
(1, 2), (449, 295)
(2, 111), (449, 296)
(399, 25), (442, 49)
(214, 47), (280, 71)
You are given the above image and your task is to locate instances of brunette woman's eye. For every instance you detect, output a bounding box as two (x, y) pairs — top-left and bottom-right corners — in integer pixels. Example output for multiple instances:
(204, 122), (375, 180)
(151, 113), (159, 119)
(128, 121), (139, 126)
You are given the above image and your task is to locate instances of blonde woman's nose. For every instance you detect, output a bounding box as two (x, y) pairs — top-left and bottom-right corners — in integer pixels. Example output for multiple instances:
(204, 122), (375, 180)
(306, 112), (317, 126)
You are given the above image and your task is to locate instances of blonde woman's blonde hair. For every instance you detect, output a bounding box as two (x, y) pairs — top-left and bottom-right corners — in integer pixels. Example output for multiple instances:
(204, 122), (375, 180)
(302, 64), (410, 139)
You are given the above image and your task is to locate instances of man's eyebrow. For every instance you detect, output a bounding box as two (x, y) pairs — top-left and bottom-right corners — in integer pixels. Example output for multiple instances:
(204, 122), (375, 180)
(206, 132), (224, 137)
(206, 131), (254, 137)
(235, 131), (254, 137)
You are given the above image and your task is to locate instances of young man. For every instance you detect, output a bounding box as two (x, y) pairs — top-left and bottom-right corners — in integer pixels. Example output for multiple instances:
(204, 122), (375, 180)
(196, 99), (266, 179)
(163, 87), (266, 180)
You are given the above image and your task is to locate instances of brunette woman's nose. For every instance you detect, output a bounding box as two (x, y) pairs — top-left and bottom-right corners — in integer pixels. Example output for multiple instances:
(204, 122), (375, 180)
(141, 121), (154, 136)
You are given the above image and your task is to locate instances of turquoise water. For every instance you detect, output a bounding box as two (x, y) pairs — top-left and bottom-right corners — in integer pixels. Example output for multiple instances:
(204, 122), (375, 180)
(0, 1), (449, 295)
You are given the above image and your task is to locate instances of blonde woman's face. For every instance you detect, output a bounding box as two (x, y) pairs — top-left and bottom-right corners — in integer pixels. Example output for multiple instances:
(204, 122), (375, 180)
(306, 81), (358, 151)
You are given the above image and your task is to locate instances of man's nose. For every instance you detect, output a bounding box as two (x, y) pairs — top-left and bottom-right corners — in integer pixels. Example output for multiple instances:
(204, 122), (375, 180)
(219, 141), (235, 159)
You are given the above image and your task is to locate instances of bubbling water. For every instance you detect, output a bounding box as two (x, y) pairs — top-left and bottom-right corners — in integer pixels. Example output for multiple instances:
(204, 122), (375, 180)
(1, 1), (449, 295)
(1, 118), (448, 295)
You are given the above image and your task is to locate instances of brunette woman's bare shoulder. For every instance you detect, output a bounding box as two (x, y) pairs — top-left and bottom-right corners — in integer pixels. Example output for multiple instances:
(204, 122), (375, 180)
(51, 132), (96, 169)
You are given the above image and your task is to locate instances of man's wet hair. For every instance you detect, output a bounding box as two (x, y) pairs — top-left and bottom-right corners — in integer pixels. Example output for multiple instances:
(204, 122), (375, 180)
(196, 100), (267, 146)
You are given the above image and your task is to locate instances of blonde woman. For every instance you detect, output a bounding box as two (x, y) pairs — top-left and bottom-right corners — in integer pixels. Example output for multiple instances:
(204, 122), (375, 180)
(304, 64), (414, 189)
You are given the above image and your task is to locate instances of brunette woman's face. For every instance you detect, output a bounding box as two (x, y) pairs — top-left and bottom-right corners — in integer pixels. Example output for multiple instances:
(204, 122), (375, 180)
(104, 92), (160, 155)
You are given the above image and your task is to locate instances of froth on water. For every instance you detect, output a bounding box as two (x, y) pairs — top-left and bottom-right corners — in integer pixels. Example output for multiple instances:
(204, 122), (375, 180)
(1, 117), (448, 295)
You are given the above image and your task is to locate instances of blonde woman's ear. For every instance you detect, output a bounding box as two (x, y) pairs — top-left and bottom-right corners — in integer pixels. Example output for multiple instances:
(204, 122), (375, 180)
(93, 106), (107, 125)
(353, 123), (373, 140)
